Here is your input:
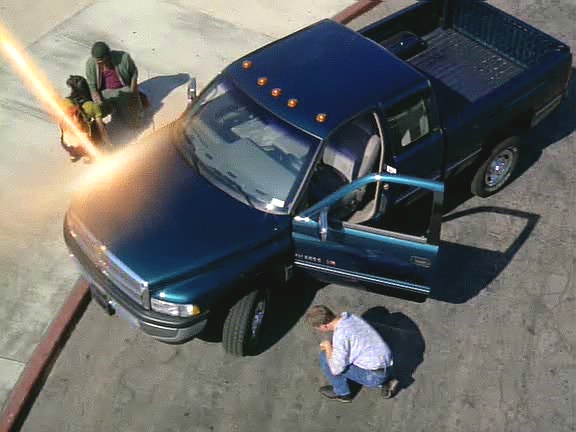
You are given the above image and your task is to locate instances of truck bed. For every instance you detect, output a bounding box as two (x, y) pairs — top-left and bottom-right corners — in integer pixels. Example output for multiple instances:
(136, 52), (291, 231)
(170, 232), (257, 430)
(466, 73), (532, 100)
(408, 28), (524, 102)
(361, 0), (565, 105)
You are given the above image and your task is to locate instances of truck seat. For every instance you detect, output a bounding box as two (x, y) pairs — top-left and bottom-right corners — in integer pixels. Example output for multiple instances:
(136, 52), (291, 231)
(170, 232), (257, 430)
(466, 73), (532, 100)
(321, 123), (380, 220)
(322, 123), (380, 183)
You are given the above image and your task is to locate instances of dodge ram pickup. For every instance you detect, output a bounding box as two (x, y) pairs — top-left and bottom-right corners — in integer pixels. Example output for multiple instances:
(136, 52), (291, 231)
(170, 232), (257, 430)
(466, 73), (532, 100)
(64, 0), (572, 355)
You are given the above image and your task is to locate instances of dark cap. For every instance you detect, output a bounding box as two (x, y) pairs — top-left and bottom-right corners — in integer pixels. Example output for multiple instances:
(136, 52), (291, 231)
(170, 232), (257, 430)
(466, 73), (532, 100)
(91, 41), (110, 59)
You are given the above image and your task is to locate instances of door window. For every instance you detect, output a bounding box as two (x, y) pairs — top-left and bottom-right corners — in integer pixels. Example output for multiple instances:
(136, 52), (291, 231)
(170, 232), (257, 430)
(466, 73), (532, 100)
(327, 180), (437, 242)
(387, 98), (430, 150)
(303, 113), (384, 211)
(293, 174), (444, 295)
(302, 174), (443, 245)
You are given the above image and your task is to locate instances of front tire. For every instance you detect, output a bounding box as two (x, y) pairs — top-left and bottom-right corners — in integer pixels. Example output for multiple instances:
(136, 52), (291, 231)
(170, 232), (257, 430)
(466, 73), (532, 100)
(471, 137), (520, 197)
(222, 289), (268, 356)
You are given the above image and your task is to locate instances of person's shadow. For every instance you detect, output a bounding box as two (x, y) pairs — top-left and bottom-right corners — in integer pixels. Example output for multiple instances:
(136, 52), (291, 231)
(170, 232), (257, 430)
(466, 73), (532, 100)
(361, 306), (425, 396)
(106, 73), (190, 146)
(138, 73), (190, 117)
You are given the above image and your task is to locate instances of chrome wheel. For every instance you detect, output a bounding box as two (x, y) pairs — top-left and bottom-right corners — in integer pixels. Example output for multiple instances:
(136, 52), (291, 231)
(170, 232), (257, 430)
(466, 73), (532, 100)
(484, 148), (516, 189)
(250, 299), (266, 339)
(471, 137), (520, 198)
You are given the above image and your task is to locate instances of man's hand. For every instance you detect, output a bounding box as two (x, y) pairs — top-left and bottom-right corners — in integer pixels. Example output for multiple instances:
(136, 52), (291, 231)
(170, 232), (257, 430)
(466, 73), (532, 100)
(91, 92), (102, 105)
(319, 340), (333, 359)
(131, 77), (138, 94)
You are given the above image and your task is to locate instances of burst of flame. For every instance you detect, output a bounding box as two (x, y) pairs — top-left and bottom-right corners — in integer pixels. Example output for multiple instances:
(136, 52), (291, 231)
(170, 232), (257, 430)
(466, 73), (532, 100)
(0, 22), (102, 160)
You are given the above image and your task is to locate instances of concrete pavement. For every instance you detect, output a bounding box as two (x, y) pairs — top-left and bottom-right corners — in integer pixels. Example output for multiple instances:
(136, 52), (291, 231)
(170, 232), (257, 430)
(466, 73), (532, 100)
(0, 0), (96, 412)
(0, 0), (353, 421)
(2, 0), (575, 430)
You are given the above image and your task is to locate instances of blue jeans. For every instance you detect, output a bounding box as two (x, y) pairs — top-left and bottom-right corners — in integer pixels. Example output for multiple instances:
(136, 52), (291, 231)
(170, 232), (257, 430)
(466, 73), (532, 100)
(320, 351), (390, 396)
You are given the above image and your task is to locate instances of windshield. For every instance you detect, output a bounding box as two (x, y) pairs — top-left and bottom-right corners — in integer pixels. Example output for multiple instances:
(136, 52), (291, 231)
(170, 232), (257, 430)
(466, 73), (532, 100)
(178, 76), (320, 215)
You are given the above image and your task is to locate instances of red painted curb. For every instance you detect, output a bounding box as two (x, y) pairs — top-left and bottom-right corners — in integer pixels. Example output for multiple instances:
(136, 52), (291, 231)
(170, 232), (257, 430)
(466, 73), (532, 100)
(332, 0), (382, 24)
(0, 3), (383, 431)
(0, 279), (91, 432)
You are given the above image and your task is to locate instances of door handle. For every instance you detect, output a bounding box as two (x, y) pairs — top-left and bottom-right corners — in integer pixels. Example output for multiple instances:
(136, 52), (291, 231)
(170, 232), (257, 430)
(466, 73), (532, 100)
(410, 256), (431, 268)
(319, 208), (328, 241)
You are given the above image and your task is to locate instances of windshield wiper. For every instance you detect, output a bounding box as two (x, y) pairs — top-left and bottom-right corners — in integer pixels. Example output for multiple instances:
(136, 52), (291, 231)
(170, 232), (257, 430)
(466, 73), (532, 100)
(203, 165), (256, 210)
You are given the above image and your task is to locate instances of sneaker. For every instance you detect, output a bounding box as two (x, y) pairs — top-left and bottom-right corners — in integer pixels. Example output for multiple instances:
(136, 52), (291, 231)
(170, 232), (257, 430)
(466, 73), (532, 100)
(319, 385), (352, 403)
(381, 378), (400, 399)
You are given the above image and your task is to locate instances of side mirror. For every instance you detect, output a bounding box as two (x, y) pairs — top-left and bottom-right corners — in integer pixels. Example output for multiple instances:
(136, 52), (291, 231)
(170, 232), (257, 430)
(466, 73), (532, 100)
(187, 77), (197, 106)
(318, 208), (328, 241)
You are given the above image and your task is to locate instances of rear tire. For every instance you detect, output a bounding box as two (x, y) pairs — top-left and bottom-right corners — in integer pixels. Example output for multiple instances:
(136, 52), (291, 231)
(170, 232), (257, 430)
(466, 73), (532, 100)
(222, 289), (268, 356)
(471, 137), (519, 197)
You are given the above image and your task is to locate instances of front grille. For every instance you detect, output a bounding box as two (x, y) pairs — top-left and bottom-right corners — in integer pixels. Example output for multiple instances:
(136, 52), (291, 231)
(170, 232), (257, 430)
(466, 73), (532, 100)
(66, 211), (149, 307)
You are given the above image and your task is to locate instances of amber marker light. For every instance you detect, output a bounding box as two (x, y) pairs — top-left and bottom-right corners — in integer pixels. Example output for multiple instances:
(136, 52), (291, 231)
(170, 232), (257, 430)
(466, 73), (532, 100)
(316, 113), (328, 123)
(287, 98), (298, 108)
(257, 77), (268, 86)
(242, 60), (252, 69)
(271, 88), (282, 97)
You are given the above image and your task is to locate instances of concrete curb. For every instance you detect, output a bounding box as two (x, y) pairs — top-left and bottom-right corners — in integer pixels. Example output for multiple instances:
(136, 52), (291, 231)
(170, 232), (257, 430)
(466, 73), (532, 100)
(332, 0), (382, 24)
(0, 279), (91, 432)
(0, 2), (382, 431)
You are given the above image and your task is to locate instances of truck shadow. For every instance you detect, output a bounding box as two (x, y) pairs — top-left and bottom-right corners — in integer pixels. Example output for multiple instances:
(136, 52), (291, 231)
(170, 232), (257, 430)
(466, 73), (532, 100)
(253, 276), (322, 356)
(432, 206), (540, 303)
(198, 275), (321, 356)
(515, 67), (576, 179)
(361, 306), (425, 395)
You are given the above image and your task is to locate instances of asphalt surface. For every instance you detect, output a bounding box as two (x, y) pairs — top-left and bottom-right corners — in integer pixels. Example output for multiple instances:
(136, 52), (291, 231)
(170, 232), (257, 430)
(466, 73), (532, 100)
(10, 0), (576, 431)
(0, 0), (351, 415)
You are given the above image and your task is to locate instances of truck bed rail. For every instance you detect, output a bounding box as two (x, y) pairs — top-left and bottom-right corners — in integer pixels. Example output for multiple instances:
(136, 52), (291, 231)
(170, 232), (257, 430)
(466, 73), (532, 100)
(450, 0), (563, 68)
(409, 28), (524, 102)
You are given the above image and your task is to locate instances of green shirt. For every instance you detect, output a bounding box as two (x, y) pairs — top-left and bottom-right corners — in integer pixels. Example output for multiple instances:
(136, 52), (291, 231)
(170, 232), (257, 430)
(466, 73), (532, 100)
(85, 50), (138, 93)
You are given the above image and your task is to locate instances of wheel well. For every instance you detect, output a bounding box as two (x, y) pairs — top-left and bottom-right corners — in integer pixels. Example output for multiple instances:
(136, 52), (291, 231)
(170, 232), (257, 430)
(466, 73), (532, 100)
(481, 127), (522, 154)
(210, 262), (289, 313)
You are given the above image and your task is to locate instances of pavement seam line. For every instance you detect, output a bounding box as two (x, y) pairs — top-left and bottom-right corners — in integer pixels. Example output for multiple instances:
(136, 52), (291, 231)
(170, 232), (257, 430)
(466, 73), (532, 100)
(0, 357), (25, 365)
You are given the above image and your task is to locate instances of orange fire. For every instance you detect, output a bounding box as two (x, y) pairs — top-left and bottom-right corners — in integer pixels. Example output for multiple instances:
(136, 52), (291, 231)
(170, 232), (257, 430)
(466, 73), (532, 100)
(0, 22), (102, 160)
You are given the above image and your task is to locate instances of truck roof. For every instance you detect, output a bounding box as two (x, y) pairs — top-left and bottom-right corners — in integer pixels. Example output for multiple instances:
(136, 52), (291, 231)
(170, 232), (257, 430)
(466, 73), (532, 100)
(225, 19), (427, 139)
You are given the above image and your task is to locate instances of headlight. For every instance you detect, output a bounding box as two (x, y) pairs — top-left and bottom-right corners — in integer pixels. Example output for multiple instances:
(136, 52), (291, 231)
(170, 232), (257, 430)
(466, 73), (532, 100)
(151, 298), (200, 317)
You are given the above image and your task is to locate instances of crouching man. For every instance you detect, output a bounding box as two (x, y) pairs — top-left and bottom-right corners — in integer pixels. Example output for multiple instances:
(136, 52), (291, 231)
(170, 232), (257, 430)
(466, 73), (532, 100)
(86, 41), (143, 128)
(306, 305), (399, 402)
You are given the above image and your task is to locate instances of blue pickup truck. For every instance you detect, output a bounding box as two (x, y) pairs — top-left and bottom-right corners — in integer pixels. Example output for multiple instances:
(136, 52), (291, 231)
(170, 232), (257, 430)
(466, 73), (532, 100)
(64, 0), (572, 355)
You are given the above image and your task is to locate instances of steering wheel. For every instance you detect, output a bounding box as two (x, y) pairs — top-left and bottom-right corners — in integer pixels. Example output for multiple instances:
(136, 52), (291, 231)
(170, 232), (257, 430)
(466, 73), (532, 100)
(306, 164), (349, 205)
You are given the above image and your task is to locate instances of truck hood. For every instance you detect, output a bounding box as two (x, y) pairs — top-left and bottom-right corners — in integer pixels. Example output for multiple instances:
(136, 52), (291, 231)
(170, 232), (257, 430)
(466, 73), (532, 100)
(69, 123), (290, 285)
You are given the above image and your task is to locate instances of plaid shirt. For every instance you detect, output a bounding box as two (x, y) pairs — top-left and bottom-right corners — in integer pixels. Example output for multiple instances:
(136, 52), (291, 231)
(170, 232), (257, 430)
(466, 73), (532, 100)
(328, 312), (393, 375)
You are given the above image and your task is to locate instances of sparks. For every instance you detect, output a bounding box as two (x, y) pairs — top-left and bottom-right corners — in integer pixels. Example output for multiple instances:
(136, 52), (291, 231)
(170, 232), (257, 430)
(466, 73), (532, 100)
(0, 22), (102, 160)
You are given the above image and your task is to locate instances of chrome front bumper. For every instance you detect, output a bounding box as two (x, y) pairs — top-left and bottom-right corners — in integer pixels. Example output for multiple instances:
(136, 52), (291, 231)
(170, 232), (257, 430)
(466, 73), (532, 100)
(88, 276), (208, 343)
